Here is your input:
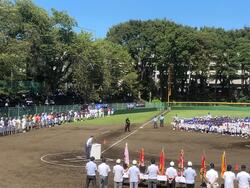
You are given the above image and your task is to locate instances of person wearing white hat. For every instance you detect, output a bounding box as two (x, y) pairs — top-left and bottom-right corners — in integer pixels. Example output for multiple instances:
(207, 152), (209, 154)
(113, 159), (124, 188)
(166, 161), (178, 188)
(128, 160), (140, 188)
(146, 158), (159, 188)
(184, 161), (197, 188)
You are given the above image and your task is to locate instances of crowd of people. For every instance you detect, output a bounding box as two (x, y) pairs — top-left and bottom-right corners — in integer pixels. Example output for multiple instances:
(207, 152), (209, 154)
(0, 107), (113, 136)
(172, 114), (250, 138)
(85, 157), (250, 188)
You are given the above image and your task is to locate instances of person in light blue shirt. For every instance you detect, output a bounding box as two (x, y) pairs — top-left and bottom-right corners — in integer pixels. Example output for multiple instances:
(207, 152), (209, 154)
(146, 158), (159, 188)
(184, 161), (197, 188)
(160, 115), (165, 127)
(85, 156), (97, 188)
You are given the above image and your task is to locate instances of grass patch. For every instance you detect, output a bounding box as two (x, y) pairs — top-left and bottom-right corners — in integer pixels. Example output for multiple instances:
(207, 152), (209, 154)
(72, 111), (162, 126)
(165, 110), (250, 124)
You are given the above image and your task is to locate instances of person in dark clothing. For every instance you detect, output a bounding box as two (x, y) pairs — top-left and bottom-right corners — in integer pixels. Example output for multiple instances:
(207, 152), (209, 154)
(125, 118), (131, 132)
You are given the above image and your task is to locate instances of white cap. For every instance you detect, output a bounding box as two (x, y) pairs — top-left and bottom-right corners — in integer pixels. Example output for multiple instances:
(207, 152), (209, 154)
(116, 159), (121, 164)
(132, 160), (137, 165)
(187, 161), (192, 166)
(170, 161), (175, 166)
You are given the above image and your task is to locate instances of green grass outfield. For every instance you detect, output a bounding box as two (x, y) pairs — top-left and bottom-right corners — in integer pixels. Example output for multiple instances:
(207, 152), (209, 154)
(72, 111), (161, 126)
(72, 109), (249, 126)
(165, 110), (250, 124)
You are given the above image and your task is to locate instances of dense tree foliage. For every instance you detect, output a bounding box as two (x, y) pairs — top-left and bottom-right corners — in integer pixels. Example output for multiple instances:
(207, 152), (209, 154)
(1, 0), (250, 104)
(0, 0), (137, 103)
(107, 20), (250, 102)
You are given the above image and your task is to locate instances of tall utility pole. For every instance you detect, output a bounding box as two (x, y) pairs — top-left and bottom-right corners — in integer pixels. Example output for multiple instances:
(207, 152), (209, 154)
(167, 64), (173, 107)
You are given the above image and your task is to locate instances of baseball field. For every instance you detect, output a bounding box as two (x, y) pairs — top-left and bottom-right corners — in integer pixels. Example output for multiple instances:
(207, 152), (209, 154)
(0, 110), (249, 188)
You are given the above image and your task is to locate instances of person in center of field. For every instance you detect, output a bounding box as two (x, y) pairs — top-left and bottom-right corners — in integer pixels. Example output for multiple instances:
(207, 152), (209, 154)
(125, 118), (131, 132)
(160, 114), (165, 127)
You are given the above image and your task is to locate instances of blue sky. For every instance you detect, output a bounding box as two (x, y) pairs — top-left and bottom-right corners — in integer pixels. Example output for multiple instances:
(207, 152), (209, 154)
(33, 0), (250, 38)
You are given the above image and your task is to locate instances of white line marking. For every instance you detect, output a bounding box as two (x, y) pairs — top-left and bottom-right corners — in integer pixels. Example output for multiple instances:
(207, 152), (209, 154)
(40, 152), (114, 168)
(101, 110), (168, 154)
(100, 130), (110, 135)
(40, 152), (83, 168)
(40, 110), (168, 168)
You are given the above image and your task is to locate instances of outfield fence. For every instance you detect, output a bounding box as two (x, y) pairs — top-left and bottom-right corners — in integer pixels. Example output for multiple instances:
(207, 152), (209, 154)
(169, 101), (250, 111)
(1, 101), (250, 118)
(0, 105), (81, 117)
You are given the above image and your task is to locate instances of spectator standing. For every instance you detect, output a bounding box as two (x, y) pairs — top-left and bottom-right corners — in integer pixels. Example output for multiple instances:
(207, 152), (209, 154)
(206, 163), (219, 188)
(153, 116), (158, 129)
(160, 115), (165, 127)
(85, 136), (94, 159)
(223, 165), (236, 188)
(85, 156), (97, 188)
(128, 160), (140, 188)
(146, 158), (159, 188)
(184, 161), (197, 188)
(166, 161), (178, 188)
(236, 165), (250, 188)
(0, 117), (4, 136)
(113, 159), (124, 188)
(97, 158), (111, 188)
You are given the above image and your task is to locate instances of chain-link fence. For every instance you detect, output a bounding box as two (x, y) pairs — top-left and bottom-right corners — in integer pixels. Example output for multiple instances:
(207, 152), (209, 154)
(0, 105), (81, 117)
(2, 101), (249, 118)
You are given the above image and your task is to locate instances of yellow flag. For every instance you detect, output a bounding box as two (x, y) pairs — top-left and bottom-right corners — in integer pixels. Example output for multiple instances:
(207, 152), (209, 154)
(220, 151), (226, 177)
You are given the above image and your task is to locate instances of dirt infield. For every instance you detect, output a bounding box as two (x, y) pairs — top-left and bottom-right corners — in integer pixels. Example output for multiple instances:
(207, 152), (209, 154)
(0, 117), (249, 188)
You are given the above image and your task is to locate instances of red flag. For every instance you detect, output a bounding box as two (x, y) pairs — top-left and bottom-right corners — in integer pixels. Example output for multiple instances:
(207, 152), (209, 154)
(139, 148), (145, 166)
(220, 151), (226, 177)
(178, 149), (184, 176)
(159, 148), (165, 175)
(200, 153), (206, 178)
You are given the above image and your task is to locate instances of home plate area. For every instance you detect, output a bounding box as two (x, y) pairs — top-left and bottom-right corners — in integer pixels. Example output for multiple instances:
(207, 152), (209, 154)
(41, 151), (114, 168)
